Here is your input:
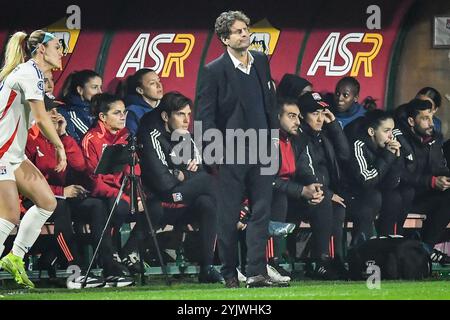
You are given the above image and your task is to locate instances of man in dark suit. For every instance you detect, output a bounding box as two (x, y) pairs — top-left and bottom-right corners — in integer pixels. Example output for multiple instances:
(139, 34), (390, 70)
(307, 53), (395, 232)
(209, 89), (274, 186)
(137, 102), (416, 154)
(196, 11), (284, 288)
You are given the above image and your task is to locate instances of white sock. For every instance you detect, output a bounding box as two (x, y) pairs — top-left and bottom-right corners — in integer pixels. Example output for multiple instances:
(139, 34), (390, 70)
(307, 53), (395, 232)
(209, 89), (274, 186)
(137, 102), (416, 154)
(12, 205), (53, 258)
(0, 218), (16, 257)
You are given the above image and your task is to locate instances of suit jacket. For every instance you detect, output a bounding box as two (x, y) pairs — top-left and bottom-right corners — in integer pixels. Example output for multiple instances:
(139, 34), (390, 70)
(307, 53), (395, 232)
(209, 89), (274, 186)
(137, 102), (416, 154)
(195, 50), (278, 135)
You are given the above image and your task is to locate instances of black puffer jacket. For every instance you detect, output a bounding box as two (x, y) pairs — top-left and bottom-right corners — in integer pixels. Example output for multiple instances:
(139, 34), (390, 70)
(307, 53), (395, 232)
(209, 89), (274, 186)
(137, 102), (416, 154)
(297, 120), (350, 194)
(393, 109), (449, 193)
(137, 110), (202, 195)
(400, 125), (449, 193)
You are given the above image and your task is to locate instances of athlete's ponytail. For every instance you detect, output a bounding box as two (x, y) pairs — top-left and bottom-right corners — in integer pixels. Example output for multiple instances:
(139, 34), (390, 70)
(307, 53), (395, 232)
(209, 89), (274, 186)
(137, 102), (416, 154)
(0, 31), (28, 81)
(0, 30), (48, 82)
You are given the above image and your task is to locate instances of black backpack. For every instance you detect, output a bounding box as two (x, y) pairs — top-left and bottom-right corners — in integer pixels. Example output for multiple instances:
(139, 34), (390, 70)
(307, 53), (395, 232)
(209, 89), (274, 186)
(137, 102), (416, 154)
(347, 236), (432, 280)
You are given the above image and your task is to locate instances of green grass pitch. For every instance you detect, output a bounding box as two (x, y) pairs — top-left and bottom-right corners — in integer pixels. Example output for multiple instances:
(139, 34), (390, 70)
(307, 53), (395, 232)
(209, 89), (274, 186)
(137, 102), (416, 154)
(1, 280), (449, 300)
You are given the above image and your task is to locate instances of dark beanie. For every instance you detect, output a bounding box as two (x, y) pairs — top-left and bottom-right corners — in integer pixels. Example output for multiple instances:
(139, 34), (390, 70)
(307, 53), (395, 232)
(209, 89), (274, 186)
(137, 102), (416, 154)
(277, 74), (312, 99)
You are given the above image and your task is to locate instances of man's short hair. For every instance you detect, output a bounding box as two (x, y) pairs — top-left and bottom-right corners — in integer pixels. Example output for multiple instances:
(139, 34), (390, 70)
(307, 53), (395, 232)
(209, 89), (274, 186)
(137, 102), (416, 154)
(158, 91), (192, 116)
(406, 98), (433, 119)
(214, 11), (250, 41)
(277, 97), (299, 116)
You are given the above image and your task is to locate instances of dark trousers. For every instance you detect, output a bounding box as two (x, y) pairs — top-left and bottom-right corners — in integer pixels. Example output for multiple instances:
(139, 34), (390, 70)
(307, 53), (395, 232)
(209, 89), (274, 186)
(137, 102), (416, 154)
(69, 197), (119, 271)
(411, 189), (450, 246)
(285, 189), (345, 261)
(217, 164), (273, 279)
(345, 189), (382, 243)
(377, 186), (415, 236)
(45, 199), (81, 266)
(150, 171), (218, 266)
(25, 197), (117, 271)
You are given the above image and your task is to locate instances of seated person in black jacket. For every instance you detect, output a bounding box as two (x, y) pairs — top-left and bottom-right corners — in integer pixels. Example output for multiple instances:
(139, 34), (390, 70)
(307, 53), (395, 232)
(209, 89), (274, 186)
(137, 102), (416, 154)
(395, 99), (450, 264)
(293, 92), (350, 279)
(137, 91), (223, 282)
(343, 110), (414, 240)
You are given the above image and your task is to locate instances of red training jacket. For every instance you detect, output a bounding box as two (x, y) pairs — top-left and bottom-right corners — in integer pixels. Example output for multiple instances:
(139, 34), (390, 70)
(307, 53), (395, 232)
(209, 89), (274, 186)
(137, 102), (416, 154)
(26, 130), (86, 196)
(81, 121), (140, 204)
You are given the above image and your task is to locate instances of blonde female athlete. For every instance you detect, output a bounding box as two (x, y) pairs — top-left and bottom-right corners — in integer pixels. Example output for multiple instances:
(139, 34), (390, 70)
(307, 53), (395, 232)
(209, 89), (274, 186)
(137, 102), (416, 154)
(0, 30), (67, 288)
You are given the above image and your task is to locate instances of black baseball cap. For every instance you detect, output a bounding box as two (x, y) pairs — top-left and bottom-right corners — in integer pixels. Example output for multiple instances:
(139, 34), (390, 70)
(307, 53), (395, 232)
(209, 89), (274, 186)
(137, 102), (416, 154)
(297, 92), (329, 114)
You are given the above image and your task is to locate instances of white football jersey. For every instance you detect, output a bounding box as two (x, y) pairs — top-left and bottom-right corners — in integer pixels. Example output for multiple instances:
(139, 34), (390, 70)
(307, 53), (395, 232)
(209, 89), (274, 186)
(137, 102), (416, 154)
(0, 59), (44, 163)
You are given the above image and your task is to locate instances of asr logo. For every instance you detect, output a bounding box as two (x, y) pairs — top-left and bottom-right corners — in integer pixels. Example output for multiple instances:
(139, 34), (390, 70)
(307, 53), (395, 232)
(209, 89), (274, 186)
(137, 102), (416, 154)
(307, 32), (383, 77)
(117, 33), (195, 78)
(248, 18), (280, 56)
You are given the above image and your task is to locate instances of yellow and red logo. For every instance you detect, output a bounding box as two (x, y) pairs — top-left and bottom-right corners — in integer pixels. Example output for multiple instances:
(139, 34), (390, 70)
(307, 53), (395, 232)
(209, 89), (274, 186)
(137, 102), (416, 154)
(116, 33), (195, 78)
(307, 32), (383, 77)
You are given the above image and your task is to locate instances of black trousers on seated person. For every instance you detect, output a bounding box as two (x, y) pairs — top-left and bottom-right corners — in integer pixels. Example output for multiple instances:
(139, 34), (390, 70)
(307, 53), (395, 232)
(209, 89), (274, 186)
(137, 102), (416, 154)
(68, 197), (119, 269)
(344, 189), (381, 243)
(23, 198), (82, 267)
(285, 188), (345, 261)
(147, 171), (218, 266)
(411, 189), (450, 246)
(24, 197), (116, 270)
(377, 186), (415, 236)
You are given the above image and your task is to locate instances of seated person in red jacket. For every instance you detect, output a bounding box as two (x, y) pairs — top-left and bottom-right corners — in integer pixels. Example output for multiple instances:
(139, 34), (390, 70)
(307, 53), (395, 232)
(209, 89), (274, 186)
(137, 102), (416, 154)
(25, 103), (132, 288)
(81, 93), (144, 273)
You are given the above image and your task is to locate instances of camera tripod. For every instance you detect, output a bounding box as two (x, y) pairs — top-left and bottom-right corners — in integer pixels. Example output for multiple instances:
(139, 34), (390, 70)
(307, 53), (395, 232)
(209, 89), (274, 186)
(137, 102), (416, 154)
(82, 136), (170, 287)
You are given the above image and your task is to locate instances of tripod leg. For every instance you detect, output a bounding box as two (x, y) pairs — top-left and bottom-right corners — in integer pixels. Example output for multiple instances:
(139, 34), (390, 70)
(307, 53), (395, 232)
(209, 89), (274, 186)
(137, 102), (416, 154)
(129, 174), (147, 286)
(82, 176), (129, 288)
(137, 180), (171, 286)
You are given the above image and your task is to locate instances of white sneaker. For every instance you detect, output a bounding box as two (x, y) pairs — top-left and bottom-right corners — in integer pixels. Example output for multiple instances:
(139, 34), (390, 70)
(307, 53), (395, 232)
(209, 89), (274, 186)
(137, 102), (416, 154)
(267, 264), (291, 282)
(236, 268), (247, 282)
(67, 274), (105, 289)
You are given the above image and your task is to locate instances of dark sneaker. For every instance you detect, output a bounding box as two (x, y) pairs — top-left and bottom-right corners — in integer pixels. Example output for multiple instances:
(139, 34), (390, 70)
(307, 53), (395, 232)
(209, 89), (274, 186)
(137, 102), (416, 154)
(268, 258), (292, 278)
(67, 274), (105, 289)
(198, 265), (225, 284)
(331, 259), (350, 280)
(121, 251), (143, 275)
(305, 260), (340, 280)
(104, 260), (131, 277)
(36, 254), (57, 279)
(430, 249), (450, 265)
(104, 275), (134, 288)
(246, 274), (289, 288)
(103, 259), (134, 287)
(225, 277), (239, 288)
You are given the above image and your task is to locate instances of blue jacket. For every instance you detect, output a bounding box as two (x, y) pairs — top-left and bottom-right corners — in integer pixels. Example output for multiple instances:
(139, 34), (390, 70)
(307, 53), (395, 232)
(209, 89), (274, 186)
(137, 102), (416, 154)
(58, 95), (95, 143)
(334, 102), (367, 129)
(125, 94), (156, 136)
(433, 117), (442, 134)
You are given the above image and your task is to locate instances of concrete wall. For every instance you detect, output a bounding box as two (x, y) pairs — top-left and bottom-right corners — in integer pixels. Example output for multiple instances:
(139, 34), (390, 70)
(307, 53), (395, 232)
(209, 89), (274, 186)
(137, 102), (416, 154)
(395, 0), (450, 138)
